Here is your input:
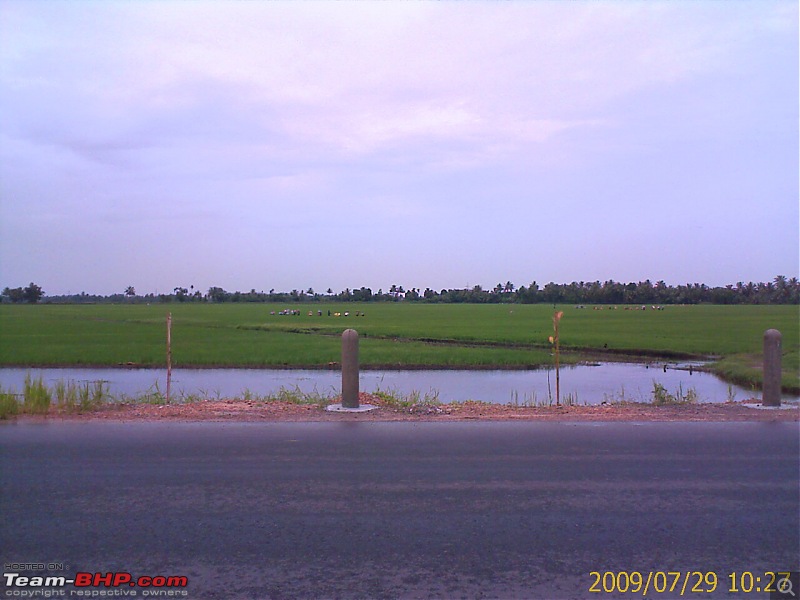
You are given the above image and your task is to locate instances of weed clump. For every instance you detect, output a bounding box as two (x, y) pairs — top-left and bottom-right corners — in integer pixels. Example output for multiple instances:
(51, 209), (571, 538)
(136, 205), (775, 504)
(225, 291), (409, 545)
(373, 386), (441, 411)
(55, 379), (111, 412)
(651, 381), (699, 405)
(272, 385), (332, 407)
(0, 386), (19, 419)
(233, 385), (335, 408)
(131, 381), (166, 405)
(23, 374), (51, 414)
(509, 389), (583, 407)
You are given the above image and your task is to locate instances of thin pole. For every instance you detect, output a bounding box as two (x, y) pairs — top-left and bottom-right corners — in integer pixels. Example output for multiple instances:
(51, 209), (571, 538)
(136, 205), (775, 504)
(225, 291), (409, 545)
(552, 310), (563, 406)
(763, 329), (782, 407)
(555, 318), (560, 406)
(166, 312), (172, 404)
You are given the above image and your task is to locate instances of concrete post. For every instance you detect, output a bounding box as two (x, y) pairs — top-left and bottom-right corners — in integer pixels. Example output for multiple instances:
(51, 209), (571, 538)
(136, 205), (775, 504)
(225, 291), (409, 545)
(341, 329), (359, 409)
(762, 329), (782, 407)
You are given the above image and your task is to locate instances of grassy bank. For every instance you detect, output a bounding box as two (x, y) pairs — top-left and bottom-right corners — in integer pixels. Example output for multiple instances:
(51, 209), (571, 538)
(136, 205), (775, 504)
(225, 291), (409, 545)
(0, 303), (797, 391)
(0, 374), (716, 420)
(0, 377), (328, 419)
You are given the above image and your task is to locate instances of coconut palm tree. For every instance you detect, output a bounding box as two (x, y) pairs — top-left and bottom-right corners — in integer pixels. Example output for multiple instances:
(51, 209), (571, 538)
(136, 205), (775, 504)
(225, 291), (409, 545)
(773, 275), (789, 303)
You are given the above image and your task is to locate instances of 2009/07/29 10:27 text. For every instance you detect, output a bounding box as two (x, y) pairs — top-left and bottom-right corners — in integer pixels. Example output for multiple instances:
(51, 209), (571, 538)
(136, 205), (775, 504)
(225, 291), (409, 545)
(589, 570), (797, 595)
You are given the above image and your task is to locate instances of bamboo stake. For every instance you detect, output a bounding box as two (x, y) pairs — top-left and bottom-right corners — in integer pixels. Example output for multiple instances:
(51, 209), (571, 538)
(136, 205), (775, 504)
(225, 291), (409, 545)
(555, 317), (560, 406)
(549, 311), (564, 406)
(166, 312), (172, 404)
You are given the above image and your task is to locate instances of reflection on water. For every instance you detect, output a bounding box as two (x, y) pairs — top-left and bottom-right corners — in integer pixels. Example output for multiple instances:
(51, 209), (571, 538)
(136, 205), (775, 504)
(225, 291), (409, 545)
(2, 363), (796, 405)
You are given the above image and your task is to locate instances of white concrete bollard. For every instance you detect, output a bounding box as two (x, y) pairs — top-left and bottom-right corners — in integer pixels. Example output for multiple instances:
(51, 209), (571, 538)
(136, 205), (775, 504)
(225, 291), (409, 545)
(325, 329), (376, 413)
(341, 328), (360, 409)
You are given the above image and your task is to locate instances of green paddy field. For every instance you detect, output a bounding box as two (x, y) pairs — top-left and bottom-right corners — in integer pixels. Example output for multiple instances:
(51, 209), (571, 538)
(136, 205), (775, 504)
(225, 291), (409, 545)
(0, 303), (797, 392)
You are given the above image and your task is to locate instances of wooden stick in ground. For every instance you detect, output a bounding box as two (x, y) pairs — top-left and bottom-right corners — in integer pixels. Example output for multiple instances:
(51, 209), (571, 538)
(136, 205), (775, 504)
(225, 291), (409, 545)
(553, 311), (564, 406)
(166, 312), (172, 404)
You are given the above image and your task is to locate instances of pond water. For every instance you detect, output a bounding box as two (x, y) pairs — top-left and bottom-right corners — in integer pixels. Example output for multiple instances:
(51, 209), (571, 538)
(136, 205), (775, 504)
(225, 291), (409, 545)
(2, 363), (795, 405)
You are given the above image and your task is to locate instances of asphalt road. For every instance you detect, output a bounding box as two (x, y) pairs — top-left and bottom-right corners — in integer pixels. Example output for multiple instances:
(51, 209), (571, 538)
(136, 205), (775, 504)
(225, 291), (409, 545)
(1, 421), (798, 599)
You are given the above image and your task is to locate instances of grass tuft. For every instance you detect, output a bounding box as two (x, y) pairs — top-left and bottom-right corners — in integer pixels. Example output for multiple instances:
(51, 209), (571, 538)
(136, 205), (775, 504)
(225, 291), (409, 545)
(54, 379), (111, 412)
(0, 386), (19, 419)
(272, 385), (332, 407)
(23, 374), (51, 414)
(231, 385), (335, 407)
(651, 381), (699, 405)
(373, 386), (441, 410)
(134, 381), (167, 405)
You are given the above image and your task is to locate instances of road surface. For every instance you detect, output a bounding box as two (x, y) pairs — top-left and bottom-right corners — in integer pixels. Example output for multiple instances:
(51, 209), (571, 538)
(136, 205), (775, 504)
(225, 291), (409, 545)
(1, 421), (798, 599)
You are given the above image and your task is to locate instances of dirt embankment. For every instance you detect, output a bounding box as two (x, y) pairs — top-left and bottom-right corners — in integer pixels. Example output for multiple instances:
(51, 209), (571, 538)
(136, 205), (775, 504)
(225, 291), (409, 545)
(12, 393), (798, 423)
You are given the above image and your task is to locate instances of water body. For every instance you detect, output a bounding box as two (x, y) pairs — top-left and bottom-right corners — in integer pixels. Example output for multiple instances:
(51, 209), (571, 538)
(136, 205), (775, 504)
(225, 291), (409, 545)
(2, 363), (795, 405)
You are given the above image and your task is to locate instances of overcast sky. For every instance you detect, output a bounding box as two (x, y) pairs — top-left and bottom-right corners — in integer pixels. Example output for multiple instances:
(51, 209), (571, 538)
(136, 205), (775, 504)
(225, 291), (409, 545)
(1, 1), (797, 296)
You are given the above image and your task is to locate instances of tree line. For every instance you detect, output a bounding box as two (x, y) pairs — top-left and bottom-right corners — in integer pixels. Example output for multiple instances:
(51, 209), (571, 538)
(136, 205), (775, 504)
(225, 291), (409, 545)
(3, 276), (798, 305)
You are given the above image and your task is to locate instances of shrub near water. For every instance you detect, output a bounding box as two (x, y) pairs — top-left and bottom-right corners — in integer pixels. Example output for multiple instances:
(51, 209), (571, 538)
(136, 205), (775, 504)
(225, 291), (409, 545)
(651, 381), (699, 405)
(23, 374), (51, 414)
(14, 375), (112, 415)
(0, 386), (19, 419)
(55, 379), (111, 412)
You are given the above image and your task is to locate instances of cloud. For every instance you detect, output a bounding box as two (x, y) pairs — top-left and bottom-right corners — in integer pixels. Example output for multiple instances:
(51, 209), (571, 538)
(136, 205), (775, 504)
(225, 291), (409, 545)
(4, 1), (789, 174)
(0, 1), (796, 293)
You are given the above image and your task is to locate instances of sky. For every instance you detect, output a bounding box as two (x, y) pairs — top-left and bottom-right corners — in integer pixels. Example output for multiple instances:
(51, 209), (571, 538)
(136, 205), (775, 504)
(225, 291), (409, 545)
(1, 1), (798, 297)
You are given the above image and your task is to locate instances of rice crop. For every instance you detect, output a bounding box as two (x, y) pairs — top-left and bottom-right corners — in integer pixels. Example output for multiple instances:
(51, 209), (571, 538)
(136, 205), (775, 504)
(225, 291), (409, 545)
(0, 303), (797, 391)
